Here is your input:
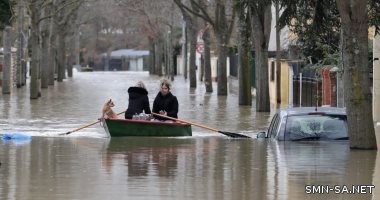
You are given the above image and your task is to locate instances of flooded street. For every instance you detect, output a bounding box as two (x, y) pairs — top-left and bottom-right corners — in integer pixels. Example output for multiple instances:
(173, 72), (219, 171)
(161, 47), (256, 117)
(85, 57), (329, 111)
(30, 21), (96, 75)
(0, 71), (379, 200)
(0, 71), (269, 138)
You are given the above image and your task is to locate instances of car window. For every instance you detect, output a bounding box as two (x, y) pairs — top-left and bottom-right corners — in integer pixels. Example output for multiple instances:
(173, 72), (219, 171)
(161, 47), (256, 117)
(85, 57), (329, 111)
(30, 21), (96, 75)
(268, 113), (281, 138)
(285, 114), (347, 140)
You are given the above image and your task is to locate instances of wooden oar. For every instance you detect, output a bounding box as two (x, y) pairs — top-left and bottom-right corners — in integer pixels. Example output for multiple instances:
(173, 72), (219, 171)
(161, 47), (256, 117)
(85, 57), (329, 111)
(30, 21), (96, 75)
(152, 112), (251, 138)
(60, 111), (126, 135)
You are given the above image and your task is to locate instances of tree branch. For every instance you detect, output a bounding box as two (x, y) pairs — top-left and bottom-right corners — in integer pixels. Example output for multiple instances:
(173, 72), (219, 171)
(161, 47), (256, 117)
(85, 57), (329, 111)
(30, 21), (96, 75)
(226, 6), (236, 41)
(189, 0), (214, 25)
(173, 0), (214, 27)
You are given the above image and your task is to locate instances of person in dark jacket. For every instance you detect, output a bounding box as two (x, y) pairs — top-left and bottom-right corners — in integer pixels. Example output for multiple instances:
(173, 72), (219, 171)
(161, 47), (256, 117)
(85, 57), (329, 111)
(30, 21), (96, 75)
(125, 81), (151, 119)
(152, 79), (178, 120)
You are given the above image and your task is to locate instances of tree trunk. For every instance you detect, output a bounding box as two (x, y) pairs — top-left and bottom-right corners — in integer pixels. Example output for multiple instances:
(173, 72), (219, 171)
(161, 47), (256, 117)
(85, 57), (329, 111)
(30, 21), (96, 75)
(199, 55), (204, 81)
(74, 16), (80, 72)
(48, 8), (56, 86)
(215, 4), (229, 96)
(237, 6), (252, 105)
(216, 37), (228, 95)
(41, 29), (49, 88)
(336, 0), (377, 149)
(203, 25), (212, 93)
(56, 31), (66, 82)
(189, 17), (197, 88)
(275, 1), (281, 108)
(2, 26), (11, 94)
(149, 38), (155, 74)
(251, 4), (272, 111)
(16, 0), (25, 88)
(182, 21), (188, 79)
(155, 39), (164, 76)
(168, 27), (174, 80)
(30, 9), (41, 99)
(67, 51), (73, 77)
(105, 50), (110, 71)
(255, 44), (270, 111)
(40, 5), (50, 89)
(164, 30), (170, 76)
(28, 0), (42, 99)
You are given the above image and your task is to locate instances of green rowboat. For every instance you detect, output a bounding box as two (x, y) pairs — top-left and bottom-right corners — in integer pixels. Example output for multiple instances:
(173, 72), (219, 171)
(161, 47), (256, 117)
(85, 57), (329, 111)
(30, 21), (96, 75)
(103, 118), (192, 137)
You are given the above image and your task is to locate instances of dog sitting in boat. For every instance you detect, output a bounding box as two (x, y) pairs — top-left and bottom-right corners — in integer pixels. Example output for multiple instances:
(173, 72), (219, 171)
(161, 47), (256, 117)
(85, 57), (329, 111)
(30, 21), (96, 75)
(101, 99), (118, 119)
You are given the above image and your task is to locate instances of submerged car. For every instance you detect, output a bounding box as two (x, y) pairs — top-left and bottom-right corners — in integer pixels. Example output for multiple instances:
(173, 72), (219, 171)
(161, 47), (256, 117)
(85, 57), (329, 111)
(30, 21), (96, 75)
(257, 107), (348, 141)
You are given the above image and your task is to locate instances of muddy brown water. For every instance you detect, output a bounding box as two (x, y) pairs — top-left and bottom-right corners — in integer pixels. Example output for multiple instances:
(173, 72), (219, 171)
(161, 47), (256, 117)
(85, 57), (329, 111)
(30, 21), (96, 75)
(0, 71), (378, 200)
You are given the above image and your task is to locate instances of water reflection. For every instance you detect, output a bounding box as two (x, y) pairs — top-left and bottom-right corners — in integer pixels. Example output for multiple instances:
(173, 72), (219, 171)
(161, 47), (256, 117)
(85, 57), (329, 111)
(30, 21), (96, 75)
(99, 138), (378, 200)
(0, 135), (378, 200)
(266, 140), (376, 200)
(103, 137), (190, 177)
(101, 137), (270, 200)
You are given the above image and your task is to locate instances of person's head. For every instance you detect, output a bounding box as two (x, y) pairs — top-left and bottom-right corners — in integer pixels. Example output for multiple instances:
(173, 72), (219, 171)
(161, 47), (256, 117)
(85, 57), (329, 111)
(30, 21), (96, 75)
(135, 81), (146, 90)
(159, 79), (171, 96)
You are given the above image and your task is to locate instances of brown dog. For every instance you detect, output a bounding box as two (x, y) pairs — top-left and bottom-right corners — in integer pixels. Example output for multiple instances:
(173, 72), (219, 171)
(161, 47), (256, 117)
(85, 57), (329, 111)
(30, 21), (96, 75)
(102, 99), (118, 119)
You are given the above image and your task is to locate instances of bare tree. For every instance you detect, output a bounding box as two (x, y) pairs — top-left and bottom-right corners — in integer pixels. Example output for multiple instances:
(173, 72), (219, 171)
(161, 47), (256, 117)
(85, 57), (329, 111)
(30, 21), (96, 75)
(174, 0), (236, 95)
(175, 0), (199, 87)
(54, 0), (83, 80)
(113, 0), (182, 76)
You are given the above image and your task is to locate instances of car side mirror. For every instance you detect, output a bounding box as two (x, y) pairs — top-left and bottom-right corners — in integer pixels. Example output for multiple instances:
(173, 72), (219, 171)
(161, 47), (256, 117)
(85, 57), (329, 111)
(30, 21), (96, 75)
(256, 131), (267, 138)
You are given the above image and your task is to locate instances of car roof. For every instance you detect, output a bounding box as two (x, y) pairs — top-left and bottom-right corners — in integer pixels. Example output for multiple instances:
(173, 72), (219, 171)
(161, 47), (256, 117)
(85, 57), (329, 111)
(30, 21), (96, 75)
(277, 107), (346, 118)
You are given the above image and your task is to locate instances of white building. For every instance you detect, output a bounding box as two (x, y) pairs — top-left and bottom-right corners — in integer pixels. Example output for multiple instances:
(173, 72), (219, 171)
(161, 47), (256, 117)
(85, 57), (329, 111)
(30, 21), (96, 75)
(102, 49), (149, 71)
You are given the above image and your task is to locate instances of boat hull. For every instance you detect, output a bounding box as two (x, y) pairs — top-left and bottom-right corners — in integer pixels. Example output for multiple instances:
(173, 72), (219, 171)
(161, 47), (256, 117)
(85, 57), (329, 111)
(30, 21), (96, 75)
(104, 118), (192, 137)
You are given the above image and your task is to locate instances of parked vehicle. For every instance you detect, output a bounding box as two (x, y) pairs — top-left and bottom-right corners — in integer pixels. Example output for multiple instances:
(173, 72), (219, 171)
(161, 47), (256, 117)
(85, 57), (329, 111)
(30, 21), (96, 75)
(257, 107), (348, 141)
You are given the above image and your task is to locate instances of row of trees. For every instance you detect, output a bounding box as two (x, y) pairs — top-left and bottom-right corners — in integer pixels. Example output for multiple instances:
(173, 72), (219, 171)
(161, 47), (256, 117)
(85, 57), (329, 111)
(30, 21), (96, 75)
(0, 0), (379, 149)
(1, 0), (84, 99)
(173, 0), (379, 149)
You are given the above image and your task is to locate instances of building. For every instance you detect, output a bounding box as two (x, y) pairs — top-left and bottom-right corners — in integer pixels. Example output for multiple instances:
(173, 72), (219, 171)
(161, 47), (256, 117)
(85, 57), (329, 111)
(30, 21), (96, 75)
(101, 49), (149, 71)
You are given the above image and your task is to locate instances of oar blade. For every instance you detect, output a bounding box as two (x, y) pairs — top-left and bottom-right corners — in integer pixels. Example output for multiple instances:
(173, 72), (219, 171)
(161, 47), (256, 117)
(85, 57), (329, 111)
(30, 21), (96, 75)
(218, 131), (251, 138)
(58, 131), (71, 136)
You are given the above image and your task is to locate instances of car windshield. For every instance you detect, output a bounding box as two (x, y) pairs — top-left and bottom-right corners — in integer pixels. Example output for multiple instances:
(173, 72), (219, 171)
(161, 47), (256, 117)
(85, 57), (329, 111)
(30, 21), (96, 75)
(285, 114), (348, 141)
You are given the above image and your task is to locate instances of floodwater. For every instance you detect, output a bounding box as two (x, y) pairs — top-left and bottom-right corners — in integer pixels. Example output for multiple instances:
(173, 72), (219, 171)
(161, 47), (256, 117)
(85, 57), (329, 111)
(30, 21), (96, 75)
(0, 71), (379, 200)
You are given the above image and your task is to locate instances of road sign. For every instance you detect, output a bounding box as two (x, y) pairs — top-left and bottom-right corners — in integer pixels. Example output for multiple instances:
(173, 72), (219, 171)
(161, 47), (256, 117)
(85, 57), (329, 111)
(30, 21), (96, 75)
(196, 42), (204, 54)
